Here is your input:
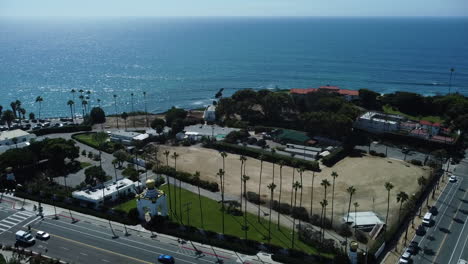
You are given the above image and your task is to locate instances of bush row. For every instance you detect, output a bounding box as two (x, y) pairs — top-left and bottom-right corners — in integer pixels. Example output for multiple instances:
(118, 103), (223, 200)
(32, 125), (92, 136)
(369, 150), (386, 157)
(322, 147), (352, 167)
(205, 141), (320, 171)
(153, 166), (219, 192)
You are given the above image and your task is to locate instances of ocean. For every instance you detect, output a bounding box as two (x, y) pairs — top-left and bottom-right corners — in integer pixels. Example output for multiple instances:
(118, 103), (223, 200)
(0, 17), (467, 117)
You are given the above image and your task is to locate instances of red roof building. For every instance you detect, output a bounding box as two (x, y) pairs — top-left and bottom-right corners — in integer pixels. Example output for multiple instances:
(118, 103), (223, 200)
(290, 86), (359, 101)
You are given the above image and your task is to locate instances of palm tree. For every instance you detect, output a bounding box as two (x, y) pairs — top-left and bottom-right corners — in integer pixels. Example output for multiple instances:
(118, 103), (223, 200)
(143, 91), (149, 127)
(19, 108), (26, 122)
(320, 179), (331, 229)
(163, 150), (173, 213)
(97, 98), (101, 108)
(345, 186), (356, 246)
(171, 152), (181, 220)
(35, 96), (43, 119)
(113, 94), (119, 129)
(217, 168), (226, 234)
(353, 202), (360, 233)
(291, 181), (302, 249)
(0, 105), (3, 116)
(267, 182), (277, 243)
(121, 112), (128, 131)
(92, 132), (107, 169)
(277, 160), (285, 229)
(130, 93), (136, 127)
(257, 154), (266, 222)
(86, 90), (92, 109)
(297, 167), (305, 223)
(417, 176), (427, 216)
(320, 199), (328, 242)
(79, 95), (85, 115)
(397, 191), (409, 223)
(310, 171), (316, 219)
(449, 68), (455, 94)
(330, 171), (339, 227)
(290, 161), (297, 209)
(67, 100), (74, 121)
(1, 110), (15, 129)
(239, 155), (247, 210)
(194, 171), (204, 229)
(242, 174), (250, 240)
(82, 100), (88, 115)
(384, 182), (394, 227)
(10, 101), (17, 118)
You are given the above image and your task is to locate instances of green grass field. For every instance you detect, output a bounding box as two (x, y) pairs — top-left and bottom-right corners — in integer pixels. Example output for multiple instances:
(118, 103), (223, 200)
(383, 105), (443, 123)
(74, 133), (105, 148)
(80, 162), (92, 169)
(114, 184), (329, 256)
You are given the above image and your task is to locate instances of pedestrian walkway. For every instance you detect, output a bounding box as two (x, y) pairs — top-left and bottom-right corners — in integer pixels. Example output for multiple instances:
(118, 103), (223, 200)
(0, 211), (35, 234)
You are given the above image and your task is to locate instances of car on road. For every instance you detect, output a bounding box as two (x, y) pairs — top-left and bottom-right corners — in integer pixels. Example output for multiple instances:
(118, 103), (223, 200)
(399, 250), (412, 263)
(15, 230), (35, 244)
(416, 225), (426, 236)
(407, 241), (419, 254)
(158, 254), (175, 264)
(449, 175), (457, 183)
(422, 212), (432, 226)
(35, 231), (50, 240)
(429, 206), (438, 215)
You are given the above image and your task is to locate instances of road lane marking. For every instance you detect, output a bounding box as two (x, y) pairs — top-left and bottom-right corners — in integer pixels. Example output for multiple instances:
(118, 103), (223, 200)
(447, 182), (468, 264)
(43, 219), (217, 263)
(33, 225), (195, 264)
(23, 216), (41, 228)
(101, 260), (110, 263)
(80, 252), (88, 256)
(60, 246), (69, 251)
(44, 230), (156, 264)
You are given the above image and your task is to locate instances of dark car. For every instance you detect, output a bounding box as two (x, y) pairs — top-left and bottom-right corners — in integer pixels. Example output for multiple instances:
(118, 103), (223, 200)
(158, 255), (175, 264)
(416, 225), (426, 236)
(407, 241), (419, 254)
(429, 206), (438, 215)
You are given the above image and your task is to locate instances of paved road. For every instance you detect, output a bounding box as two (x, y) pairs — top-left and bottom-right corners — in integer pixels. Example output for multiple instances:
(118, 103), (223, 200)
(0, 207), (263, 264)
(411, 154), (468, 264)
(356, 142), (428, 163)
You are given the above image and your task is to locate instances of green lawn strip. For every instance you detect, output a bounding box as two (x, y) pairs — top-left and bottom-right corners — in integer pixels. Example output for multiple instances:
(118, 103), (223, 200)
(114, 184), (331, 257)
(382, 105), (443, 123)
(80, 162), (92, 169)
(74, 133), (102, 148)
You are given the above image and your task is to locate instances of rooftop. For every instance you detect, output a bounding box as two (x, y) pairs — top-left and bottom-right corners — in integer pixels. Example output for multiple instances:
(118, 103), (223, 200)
(343, 211), (383, 227)
(111, 130), (143, 138)
(72, 178), (135, 202)
(0, 129), (31, 141)
(290, 86), (359, 96)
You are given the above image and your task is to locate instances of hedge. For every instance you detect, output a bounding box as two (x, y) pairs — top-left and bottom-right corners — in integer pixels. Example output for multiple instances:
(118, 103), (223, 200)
(32, 125), (92, 136)
(322, 147), (352, 167)
(205, 141), (320, 171)
(153, 166), (219, 192)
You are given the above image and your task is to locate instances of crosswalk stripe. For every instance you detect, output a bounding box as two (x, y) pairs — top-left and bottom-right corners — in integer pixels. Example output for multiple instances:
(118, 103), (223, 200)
(2, 220), (17, 225)
(0, 223), (11, 229)
(15, 212), (34, 218)
(9, 216), (26, 221)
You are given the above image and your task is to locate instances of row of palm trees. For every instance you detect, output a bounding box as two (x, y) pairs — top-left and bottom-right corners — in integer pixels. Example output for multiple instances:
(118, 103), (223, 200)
(160, 150), (421, 250)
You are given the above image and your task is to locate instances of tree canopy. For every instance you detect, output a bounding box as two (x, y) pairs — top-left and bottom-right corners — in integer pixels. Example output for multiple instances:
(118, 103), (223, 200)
(165, 107), (187, 126)
(89, 107), (106, 125)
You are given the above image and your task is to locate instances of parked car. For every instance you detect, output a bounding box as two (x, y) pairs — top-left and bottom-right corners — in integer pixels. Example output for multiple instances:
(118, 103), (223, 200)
(158, 255), (175, 264)
(407, 241), (419, 254)
(429, 206), (438, 215)
(422, 212), (432, 226)
(36, 231), (50, 240)
(416, 225), (426, 236)
(399, 250), (412, 263)
(449, 175), (457, 183)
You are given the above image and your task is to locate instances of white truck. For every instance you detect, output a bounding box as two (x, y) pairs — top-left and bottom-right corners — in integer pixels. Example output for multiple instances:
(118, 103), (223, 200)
(15, 230), (35, 244)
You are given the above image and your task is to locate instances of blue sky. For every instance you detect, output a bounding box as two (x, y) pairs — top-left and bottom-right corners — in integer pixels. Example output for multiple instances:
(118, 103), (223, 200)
(1, 0), (468, 17)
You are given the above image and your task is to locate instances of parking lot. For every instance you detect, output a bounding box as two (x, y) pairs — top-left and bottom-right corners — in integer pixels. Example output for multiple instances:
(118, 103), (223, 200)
(0, 117), (83, 132)
(356, 142), (429, 163)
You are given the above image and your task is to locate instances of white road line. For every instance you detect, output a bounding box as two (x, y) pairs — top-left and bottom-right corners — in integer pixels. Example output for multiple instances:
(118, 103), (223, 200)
(9, 216), (26, 222)
(80, 252), (88, 256)
(0, 223), (12, 229)
(447, 187), (468, 264)
(22, 216), (40, 228)
(60, 247), (69, 251)
(101, 259), (110, 263)
(41, 221), (198, 264)
(16, 212), (35, 217)
(1, 220), (18, 225)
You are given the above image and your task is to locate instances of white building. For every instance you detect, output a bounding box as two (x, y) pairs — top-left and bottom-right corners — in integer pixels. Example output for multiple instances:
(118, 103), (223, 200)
(110, 130), (149, 145)
(343, 211), (384, 231)
(136, 179), (168, 219)
(72, 178), (136, 208)
(0, 129), (37, 153)
(354, 112), (402, 134)
(203, 105), (216, 122)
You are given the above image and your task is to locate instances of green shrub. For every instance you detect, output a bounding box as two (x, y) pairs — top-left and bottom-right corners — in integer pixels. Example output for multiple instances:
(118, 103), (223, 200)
(322, 147), (352, 167)
(153, 166), (219, 192)
(410, 159), (423, 166)
(205, 141), (320, 171)
(32, 125), (92, 136)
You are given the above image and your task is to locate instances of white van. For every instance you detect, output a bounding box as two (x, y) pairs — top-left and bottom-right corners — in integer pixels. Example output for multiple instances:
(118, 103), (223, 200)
(422, 212), (432, 226)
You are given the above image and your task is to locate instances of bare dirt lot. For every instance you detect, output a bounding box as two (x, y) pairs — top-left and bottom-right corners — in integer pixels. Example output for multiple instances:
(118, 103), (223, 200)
(157, 145), (428, 226)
